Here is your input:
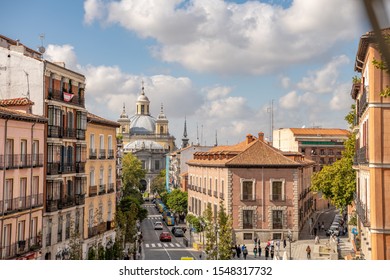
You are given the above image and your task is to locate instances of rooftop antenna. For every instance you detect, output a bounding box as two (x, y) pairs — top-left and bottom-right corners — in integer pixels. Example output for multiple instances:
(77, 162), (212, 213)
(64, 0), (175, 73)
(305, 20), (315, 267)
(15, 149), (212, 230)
(196, 123), (200, 145)
(267, 99), (274, 143)
(38, 33), (46, 55)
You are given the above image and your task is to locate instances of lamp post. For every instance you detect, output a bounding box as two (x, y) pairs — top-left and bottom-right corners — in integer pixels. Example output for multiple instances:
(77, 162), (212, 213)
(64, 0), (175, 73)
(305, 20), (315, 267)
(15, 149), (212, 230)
(287, 229), (292, 260)
(214, 224), (219, 260)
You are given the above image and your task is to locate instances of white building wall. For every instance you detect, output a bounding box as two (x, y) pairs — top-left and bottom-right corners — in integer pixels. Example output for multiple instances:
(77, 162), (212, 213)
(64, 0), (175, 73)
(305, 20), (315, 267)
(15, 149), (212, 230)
(273, 128), (298, 151)
(0, 46), (45, 115)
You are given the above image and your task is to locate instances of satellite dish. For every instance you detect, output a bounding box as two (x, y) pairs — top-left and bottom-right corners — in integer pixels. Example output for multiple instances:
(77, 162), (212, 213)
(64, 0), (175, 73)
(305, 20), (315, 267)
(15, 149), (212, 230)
(39, 46), (46, 53)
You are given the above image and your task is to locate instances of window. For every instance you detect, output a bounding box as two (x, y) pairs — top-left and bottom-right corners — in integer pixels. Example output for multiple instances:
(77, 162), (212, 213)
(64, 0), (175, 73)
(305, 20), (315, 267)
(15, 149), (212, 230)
(76, 111), (87, 130)
(65, 214), (71, 240)
(108, 135), (112, 150)
(108, 166), (112, 185)
(5, 139), (14, 167)
(32, 140), (39, 165)
(155, 160), (160, 171)
(20, 140), (27, 166)
(17, 220), (25, 242)
(75, 211), (80, 234)
(99, 168), (104, 185)
(272, 210), (283, 229)
(32, 176), (39, 206)
(270, 180), (284, 201)
(19, 178), (27, 208)
(58, 215), (63, 242)
(243, 210), (253, 229)
(31, 217), (38, 244)
(4, 179), (13, 211)
(90, 169), (95, 186)
(243, 233), (253, 240)
(99, 135), (104, 150)
(90, 134), (95, 152)
(241, 180), (255, 200)
(141, 105), (145, 114)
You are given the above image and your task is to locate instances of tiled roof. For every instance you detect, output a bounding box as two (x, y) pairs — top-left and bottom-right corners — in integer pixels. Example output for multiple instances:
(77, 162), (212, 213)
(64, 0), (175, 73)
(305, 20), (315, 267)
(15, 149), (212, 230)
(188, 134), (311, 167)
(226, 140), (301, 166)
(289, 128), (350, 136)
(0, 106), (47, 123)
(87, 112), (120, 127)
(0, 97), (34, 106)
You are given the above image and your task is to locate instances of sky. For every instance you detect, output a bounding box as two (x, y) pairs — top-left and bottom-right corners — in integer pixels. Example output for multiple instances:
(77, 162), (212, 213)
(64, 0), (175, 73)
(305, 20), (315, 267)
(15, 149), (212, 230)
(0, 0), (376, 147)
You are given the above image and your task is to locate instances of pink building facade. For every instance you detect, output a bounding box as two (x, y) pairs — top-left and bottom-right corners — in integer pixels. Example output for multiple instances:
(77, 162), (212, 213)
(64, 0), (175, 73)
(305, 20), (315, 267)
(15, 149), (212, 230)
(0, 104), (46, 259)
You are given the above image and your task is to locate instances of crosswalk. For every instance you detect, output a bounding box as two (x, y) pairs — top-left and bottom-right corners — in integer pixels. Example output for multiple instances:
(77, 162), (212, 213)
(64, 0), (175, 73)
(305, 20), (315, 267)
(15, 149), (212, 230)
(144, 242), (183, 248)
(147, 216), (162, 220)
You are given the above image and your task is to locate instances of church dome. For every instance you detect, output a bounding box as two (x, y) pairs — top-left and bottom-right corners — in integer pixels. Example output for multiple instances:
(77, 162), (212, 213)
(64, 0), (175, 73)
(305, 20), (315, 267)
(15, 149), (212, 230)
(129, 114), (156, 134)
(137, 94), (149, 103)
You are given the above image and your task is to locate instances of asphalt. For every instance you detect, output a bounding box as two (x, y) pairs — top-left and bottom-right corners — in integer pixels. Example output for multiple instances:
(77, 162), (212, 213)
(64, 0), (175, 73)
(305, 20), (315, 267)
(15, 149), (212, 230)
(183, 207), (355, 261)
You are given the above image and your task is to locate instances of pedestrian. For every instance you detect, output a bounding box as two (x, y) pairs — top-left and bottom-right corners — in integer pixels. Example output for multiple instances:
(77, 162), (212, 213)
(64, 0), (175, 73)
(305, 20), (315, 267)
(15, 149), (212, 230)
(318, 222), (321, 232)
(306, 245), (311, 259)
(258, 244), (262, 258)
(313, 227), (317, 236)
(276, 240), (280, 254)
(270, 246), (274, 259)
(315, 235), (320, 244)
(321, 222), (325, 231)
(232, 246), (236, 258)
(258, 239), (261, 248)
(242, 245), (248, 260)
(236, 245), (241, 259)
(253, 246), (258, 258)
(254, 237), (258, 247)
(265, 245), (269, 260)
(283, 238), (287, 249)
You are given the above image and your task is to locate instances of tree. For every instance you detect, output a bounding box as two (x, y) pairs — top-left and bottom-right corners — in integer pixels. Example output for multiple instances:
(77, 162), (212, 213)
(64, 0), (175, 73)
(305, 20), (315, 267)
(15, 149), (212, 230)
(68, 221), (82, 260)
(122, 153), (146, 192)
(311, 106), (356, 209)
(150, 169), (166, 195)
(166, 189), (188, 214)
(217, 201), (233, 260)
(203, 204), (217, 260)
(119, 196), (148, 222)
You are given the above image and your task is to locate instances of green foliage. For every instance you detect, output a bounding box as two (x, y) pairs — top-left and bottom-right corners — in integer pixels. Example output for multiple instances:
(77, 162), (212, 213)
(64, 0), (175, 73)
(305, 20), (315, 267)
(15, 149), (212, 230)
(68, 222), (82, 260)
(185, 213), (202, 232)
(150, 169), (166, 195)
(348, 212), (357, 226)
(119, 195), (147, 222)
(122, 153), (146, 191)
(311, 133), (356, 209)
(217, 201), (233, 260)
(372, 56), (390, 97)
(166, 189), (188, 214)
(352, 75), (361, 84)
(344, 104), (356, 130)
(203, 204), (217, 260)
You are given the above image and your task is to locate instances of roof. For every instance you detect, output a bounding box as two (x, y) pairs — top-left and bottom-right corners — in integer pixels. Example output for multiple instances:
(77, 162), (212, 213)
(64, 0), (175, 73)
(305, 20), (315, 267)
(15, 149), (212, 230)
(87, 112), (120, 127)
(289, 128), (350, 137)
(0, 106), (47, 123)
(0, 97), (35, 106)
(129, 114), (156, 134)
(188, 134), (312, 168)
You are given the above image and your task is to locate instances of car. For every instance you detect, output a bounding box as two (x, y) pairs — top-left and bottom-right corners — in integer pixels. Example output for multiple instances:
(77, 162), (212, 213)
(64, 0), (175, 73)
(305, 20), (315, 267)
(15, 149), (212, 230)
(159, 232), (172, 242)
(173, 228), (184, 237)
(154, 221), (163, 230)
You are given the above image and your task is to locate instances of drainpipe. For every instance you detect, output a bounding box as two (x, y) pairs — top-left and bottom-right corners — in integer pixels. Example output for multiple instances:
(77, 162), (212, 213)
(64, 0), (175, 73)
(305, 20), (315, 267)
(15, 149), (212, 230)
(262, 167), (265, 225)
(1, 119), (9, 254)
(28, 120), (37, 249)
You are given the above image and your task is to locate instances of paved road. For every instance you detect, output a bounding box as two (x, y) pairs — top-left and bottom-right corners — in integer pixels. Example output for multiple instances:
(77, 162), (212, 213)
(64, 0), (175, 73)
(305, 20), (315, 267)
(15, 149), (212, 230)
(141, 203), (198, 260)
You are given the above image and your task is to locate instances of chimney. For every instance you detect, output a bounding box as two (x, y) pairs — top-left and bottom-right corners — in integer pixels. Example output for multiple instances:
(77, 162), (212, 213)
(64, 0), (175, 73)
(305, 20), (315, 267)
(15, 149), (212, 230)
(246, 134), (255, 144)
(258, 132), (264, 142)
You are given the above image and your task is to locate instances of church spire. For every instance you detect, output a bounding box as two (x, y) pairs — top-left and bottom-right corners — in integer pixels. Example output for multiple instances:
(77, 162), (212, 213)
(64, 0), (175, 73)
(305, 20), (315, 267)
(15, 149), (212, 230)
(181, 116), (189, 148)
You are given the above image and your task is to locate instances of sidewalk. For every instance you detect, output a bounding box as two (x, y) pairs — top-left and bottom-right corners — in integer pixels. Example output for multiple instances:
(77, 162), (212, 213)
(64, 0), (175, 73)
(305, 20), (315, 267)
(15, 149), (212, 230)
(185, 207), (354, 261)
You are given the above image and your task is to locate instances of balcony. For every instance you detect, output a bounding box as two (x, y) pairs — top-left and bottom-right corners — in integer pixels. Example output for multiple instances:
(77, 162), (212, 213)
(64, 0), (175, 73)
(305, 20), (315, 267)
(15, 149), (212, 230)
(0, 240), (29, 260)
(76, 129), (86, 140)
(88, 222), (107, 238)
(0, 194), (44, 215)
(219, 192), (224, 200)
(45, 233), (52, 247)
(89, 185), (98, 197)
(354, 146), (368, 165)
(62, 162), (76, 174)
(58, 196), (75, 210)
(76, 162), (86, 173)
(75, 194), (85, 205)
(208, 189), (212, 196)
(47, 162), (60, 175)
(48, 89), (85, 108)
(107, 183), (115, 193)
(358, 87), (368, 117)
(202, 188), (206, 194)
(213, 191), (218, 198)
(99, 184), (106, 195)
(46, 199), (59, 212)
(99, 149), (106, 159)
(48, 125), (63, 138)
(354, 193), (371, 227)
(89, 149), (97, 159)
(63, 128), (76, 139)
(107, 149), (115, 159)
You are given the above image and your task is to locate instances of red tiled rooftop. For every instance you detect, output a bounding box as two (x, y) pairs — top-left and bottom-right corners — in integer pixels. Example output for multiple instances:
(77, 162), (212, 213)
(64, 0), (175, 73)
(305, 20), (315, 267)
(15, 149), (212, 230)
(0, 97), (34, 106)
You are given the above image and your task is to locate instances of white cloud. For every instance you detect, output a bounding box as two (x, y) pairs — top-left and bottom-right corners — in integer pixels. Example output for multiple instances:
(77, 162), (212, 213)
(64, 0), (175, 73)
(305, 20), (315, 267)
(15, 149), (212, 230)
(84, 0), (366, 75)
(205, 85), (232, 100)
(330, 83), (352, 111)
(84, 0), (106, 25)
(44, 45), (79, 71)
(297, 55), (350, 94)
(279, 91), (299, 109)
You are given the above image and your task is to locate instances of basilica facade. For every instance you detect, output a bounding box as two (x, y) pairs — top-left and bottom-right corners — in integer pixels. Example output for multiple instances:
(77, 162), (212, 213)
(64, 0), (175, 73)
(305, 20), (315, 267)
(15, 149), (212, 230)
(117, 85), (176, 190)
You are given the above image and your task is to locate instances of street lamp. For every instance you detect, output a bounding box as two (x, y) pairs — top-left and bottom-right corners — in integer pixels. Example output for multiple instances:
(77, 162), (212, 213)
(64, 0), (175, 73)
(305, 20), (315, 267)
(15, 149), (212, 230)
(214, 224), (219, 260)
(287, 229), (292, 260)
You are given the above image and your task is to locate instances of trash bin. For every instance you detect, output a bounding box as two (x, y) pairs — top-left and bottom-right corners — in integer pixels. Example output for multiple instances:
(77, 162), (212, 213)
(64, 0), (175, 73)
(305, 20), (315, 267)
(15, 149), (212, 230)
(183, 237), (189, 247)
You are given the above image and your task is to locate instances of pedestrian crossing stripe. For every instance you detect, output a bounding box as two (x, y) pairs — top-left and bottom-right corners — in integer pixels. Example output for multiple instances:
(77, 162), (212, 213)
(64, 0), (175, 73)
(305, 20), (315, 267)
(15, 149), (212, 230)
(145, 243), (182, 248)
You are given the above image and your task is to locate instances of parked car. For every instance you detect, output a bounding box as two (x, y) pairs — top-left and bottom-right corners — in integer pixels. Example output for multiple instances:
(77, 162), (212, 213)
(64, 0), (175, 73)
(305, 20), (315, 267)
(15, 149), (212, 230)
(154, 221), (163, 230)
(159, 232), (172, 242)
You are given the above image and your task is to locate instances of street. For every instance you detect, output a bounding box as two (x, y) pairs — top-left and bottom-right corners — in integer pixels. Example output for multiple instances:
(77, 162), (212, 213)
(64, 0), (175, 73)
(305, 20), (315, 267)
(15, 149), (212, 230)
(140, 203), (198, 260)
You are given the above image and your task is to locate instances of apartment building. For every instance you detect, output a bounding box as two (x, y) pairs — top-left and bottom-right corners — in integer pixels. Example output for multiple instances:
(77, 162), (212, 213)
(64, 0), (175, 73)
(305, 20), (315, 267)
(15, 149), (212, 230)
(187, 133), (314, 245)
(351, 29), (390, 260)
(0, 103), (46, 260)
(84, 113), (119, 259)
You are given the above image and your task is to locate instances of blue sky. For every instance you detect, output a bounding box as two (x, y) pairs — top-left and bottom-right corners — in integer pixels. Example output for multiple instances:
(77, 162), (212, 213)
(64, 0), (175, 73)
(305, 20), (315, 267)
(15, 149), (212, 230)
(1, 0), (372, 146)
